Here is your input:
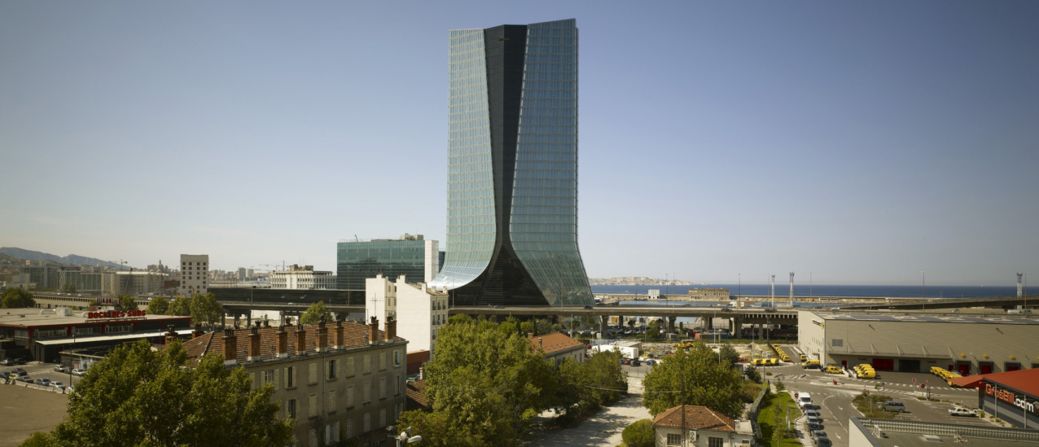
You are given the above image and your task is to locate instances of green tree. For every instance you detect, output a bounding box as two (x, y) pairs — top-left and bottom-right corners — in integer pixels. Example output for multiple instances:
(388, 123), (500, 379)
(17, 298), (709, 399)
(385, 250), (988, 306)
(168, 296), (192, 316)
(19, 432), (57, 447)
(113, 295), (137, 312)
(719, 344), (740, 367)
(1, 288), (35, 308)
(146, 296), (169, 315)
(621, 419), (654, 447)
(190, 292), (222, 327)
(299, 301), (331, 325)
(646, 319), (663, 341)
(642, 342), (746, 417)
(560, 350), (627, 410)
(417, 315), (559, 446)
(45, 340), (292, 447)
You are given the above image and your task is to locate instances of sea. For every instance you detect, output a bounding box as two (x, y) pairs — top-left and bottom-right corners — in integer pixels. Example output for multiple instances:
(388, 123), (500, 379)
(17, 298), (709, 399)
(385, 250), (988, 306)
(591, 284), (1024, 299)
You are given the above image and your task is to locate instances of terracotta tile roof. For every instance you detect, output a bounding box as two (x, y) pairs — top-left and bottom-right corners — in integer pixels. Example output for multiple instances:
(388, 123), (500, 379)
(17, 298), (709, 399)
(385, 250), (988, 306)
(529, 331), (584, 356)
(653, 405), (736, 432)
(953, 367), (1039, 396)
(405, 379), (431, 410)
(180, 322), (396, 364)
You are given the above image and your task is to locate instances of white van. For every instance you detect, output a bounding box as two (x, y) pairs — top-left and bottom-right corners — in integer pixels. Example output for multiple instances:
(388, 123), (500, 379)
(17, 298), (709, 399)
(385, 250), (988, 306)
(797, 392), (813, 409)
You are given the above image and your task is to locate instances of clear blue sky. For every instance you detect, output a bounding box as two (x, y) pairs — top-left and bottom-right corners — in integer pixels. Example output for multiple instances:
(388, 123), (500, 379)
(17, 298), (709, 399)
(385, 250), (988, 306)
(1, 1), (1037, 285)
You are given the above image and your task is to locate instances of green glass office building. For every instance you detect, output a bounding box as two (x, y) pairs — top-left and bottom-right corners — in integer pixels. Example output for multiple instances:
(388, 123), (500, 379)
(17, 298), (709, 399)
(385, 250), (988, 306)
(430, 19), (592, 306)
(336, 238), (437, 290)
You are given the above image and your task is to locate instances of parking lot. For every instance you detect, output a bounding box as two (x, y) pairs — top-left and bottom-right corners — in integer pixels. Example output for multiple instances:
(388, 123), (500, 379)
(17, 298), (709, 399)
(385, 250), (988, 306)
(1, 362), (87, 392)
(768, 345), (993, 447)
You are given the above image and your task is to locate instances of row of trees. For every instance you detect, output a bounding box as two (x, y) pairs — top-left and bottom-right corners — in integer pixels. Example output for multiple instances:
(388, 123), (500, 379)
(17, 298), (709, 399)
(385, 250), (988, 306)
(22, 340), (293, 447)
(396, 316), (627, 446)
(143, 292), (223, 327)
(1, 288), (35, 308)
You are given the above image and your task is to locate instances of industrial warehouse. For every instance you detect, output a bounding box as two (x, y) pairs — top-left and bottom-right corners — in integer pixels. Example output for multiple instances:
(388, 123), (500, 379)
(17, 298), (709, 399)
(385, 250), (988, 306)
(798, 309), (1039, 375)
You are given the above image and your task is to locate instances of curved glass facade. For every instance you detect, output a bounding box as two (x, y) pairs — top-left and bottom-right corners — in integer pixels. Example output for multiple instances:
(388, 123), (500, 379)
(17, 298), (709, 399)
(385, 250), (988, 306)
(431, 19), (592, 306)
(431, 29), (495, 290)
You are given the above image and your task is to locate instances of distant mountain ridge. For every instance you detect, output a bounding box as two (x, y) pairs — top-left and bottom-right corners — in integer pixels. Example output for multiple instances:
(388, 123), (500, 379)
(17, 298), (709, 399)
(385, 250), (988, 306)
(0, 247), (126, 269)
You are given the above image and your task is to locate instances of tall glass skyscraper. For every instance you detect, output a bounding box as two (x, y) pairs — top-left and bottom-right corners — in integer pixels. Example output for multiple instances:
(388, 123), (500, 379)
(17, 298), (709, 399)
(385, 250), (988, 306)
(430, 19), (592, 307)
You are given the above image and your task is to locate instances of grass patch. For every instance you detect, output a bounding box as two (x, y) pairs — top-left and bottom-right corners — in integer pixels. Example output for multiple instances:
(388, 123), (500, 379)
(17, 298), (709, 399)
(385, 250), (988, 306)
(756, 392), (802, 447)
(852, 392), (899, 419)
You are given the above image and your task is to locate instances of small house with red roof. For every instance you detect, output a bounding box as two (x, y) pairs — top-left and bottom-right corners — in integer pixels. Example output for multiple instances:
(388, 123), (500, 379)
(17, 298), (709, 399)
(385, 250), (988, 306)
(652, 405), (753, 447)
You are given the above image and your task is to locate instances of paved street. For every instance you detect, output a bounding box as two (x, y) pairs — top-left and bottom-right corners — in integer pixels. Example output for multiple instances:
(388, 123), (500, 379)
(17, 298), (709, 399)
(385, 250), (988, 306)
(528, 365), (652, 447)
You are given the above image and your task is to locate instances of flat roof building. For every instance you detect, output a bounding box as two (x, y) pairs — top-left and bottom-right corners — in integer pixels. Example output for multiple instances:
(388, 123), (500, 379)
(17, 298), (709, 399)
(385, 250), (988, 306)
(337, 236), (438, 291)
(179, 254), (208, 296)
(798, 310), (1039, 375)
(269, 264), (336, 290)
(0, 307), (191, 362)
(849, 417), (1039, 447)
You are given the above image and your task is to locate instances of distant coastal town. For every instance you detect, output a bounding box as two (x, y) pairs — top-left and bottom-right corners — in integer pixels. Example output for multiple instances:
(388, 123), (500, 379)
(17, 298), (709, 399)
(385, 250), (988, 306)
(589, 276), (692, 286)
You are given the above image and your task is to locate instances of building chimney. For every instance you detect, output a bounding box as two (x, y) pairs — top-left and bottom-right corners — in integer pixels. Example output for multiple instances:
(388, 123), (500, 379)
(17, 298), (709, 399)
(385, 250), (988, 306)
(295, 323), (307, 355)
(538, 337), (544, 351)
(248, 323), (261, 362)
(192, 324), (204, 339)
(334, 318), (345, 350)
(222, 328), (237, 366)
(384, 317), (396, 341)
(418, 366), (424, 381)
(368, 316), (379, 345)
(317, 319), (328, 352)
(164, 325), (177, 346)
(276, 324), (288, 359)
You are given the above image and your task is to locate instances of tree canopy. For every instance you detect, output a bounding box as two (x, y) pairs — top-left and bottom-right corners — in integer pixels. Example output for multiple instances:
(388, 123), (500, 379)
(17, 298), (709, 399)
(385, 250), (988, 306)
(190, 292), (222, 327)
(621, 419), (655, 447)
(1, 288), (35, 308)
(145, 296), (169, 315)
(113, 295), (138, 312)
(24, 339), (292, 447)
(642, 342), (746, 417)
(299, 301), (331, 325)
(168, 296), (191, 316)
(397, 316), (560, 447)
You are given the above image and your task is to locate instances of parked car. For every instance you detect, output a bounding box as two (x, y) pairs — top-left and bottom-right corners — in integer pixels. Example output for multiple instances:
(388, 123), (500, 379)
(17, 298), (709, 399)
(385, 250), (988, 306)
(807, 416), (824, 426)
(824, 364), (843, 374)
(35, 378), (51, 386)
(807, 421), (824, 430)
(804, 409), (822, 418)
(72, 368), (87, 376)
(0, 358), (12, 366)
(882, 401), (906, 412)
(948, 406), (976, 417)
(54, 365), (70, 373)
(18, 375), (33, 383)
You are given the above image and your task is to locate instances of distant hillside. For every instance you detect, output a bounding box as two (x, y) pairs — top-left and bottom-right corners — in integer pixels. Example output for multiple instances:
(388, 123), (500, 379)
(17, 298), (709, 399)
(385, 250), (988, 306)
(0, 247), (125, 269)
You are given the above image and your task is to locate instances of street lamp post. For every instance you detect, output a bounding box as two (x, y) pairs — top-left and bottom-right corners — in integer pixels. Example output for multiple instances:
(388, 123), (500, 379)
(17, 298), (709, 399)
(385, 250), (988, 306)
(387, 426), (422, 447)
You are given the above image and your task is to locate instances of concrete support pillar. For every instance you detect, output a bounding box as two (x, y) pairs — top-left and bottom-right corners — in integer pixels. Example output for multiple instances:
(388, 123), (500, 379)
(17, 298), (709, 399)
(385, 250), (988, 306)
(245, 312), (252, 328)
(703, 316), (714, 331)
(666, 316), (677, 334)
(233, 313), (241, 328)
(732, 318), (742, 338)
(599, 315), (608, 336)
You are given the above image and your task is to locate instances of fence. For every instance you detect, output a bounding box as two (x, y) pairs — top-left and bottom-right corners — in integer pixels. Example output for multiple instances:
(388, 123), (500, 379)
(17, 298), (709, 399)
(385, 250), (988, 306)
(747, 380), (770, 441)
(857, 417), (1039, 442)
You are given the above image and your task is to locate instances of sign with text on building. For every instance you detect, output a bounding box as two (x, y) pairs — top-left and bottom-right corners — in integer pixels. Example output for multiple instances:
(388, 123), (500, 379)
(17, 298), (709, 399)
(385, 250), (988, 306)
(86, 309), (146, 320)
(985, 383), (1038, 416)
